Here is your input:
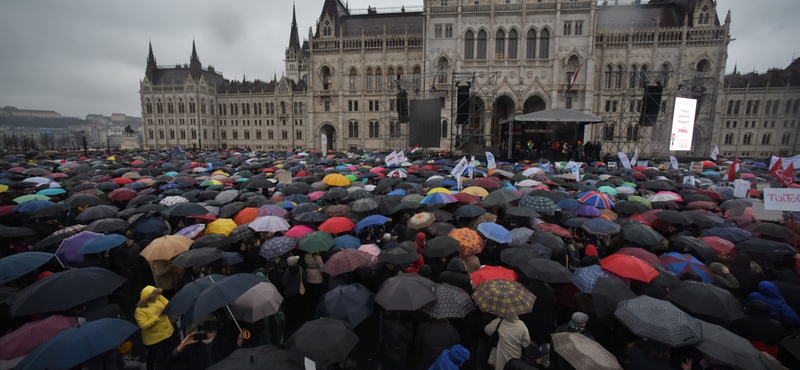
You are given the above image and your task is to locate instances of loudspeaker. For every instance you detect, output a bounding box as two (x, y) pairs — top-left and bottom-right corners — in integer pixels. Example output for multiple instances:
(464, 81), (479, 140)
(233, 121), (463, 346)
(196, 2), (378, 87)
(396, 90), (409, 123)
(456, 83), (472, 125)
(639, 84), (663, 127)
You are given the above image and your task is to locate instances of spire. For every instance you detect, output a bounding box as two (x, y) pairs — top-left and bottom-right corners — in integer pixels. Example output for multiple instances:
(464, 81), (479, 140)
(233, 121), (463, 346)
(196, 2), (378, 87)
(147, 41), (156, 64)
(190, 39), (199, 63)
(189, 39), (202, 80)
(146, 41), (157, 81)
(733, 64), (738, 75)
(243, 74), (246, 82)
(288, 3), (301, 51)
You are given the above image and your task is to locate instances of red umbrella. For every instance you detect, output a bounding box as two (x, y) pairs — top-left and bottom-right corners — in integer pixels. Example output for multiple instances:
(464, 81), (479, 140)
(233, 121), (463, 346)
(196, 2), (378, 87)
(111, 178), (133, 186)
(699, 236), (735, 259)
(0, 205), (16, 217)
(536, 223), (572, 238)
(285, 225), (315, 238)
(631, 173), (648, 180)
(322, 249), (372, 276)
(617, 247), (663, 267)
(452, 192), (481, 204)
(695, 189), (726, 201)
(47, 173), (68, 179)
(470, 265), (517, 287)
(0, 315), (79, 360)
(187, 214), (218, 222)
(318, 217), (355, 235)
(475, 177), (501, 189)
(632, 166), (647, 172)
(701, 160), (716, 167)
(107, 188), (138, 202)
(600, 254), (658, 282)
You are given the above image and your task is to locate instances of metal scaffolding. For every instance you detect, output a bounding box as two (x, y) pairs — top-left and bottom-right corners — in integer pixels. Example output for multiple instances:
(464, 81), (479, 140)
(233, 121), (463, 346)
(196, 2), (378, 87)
(449, 71), (499, 157)
(379, 72), (448, 152)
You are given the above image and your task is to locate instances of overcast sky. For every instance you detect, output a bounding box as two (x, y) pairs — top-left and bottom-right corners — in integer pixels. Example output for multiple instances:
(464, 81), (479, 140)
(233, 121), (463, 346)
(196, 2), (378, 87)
(0, 0), (796, 118)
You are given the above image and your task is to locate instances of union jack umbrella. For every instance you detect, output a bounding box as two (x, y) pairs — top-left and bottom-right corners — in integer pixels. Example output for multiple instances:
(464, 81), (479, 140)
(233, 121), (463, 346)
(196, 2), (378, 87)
(577, 191), (614, 209)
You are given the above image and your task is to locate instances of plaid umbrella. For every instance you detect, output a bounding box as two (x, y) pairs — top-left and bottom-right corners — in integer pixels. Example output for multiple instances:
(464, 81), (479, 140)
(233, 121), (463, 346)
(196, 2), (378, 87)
(322, 249), (372, 276)
(577, 191), (615, 209)
(472, 279), (536, 317)
(0, 315), (79, 361)
(535, 223), (571, 238)
(259, 236), (297, 260)
(419, 284), (475, 320)
(571, 265), (630, 293)
(520, 196), (559, 214)
(614, 295), (703, 347)
(581, 218), (621, 236)
(449, 228), (484, 256)
(228, 223), (256, 244)
(510, 227), (535, 247)
(551, 332), (623, 370)
(477, 222), (512, 244)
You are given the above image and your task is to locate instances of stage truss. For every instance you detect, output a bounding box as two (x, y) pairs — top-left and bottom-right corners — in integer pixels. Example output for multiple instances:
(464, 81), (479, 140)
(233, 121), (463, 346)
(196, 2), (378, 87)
(447, 71), (500, 157)
(597, 67), (722, 159)
(379, 72), (448, 152)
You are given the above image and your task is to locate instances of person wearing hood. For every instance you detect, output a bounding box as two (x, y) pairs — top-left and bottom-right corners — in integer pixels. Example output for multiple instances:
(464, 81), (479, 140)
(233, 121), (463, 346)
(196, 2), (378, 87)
(731, 300), (783, 357)
(708, 262), (739, 291)
(429, 344), (470, 370)
(485, 315), (530, 370)
(405, 233), (426, 274)
(503, 343), (549, 370)
(771, 269), (800, 313)
(729, 254), (762, 299)
(748, 281), (800, 325)
(135, 286), (176, 370)
(440, 257), (473, 294)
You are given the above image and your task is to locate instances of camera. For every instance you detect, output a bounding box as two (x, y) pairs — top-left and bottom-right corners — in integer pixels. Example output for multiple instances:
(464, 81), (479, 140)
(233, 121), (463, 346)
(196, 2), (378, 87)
(193, 332), (208, 341)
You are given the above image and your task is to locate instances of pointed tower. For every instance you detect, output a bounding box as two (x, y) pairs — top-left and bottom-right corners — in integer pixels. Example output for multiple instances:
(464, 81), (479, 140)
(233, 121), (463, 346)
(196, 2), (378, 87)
(289, 4), (301, 52)
(189, 39), (202, 80)
(285, 3), (303, 83)
(146, 41), (157, 81)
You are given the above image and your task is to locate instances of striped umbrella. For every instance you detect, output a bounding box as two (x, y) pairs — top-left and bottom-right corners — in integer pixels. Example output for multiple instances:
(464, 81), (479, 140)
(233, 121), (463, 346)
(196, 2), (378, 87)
(577, 191), (614, 209)
(659, 252), (713, 283)
(420, 192), (458, 205)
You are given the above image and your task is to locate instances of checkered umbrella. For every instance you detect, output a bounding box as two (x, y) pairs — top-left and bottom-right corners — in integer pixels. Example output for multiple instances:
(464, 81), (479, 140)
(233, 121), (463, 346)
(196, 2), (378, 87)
(520, 196), (559, 215)
(472, 279), (536, 317)
(614, 295), (703, 347)
(477, 222), (512, 244)
(322, 249), (373, 276)
(449, 228), (484, 256)
(0, 315), (79, 362)
(581, 218), (621, 236)
(571, 265), (630, 293)
(259, 236), (297, 260)
(509, 227), (534, 247)
(227, 223), (256, 244)
(419, 283), (475, 320)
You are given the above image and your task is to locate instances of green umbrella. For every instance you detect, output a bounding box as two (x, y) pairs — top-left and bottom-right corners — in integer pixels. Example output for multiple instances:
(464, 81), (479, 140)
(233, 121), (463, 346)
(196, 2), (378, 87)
(345, 174), (358, 182)
(626, 196), (652, 209)
(298, 231), (335, 253)
(14, 194), (51, 203)
(598, 186), (617, 196)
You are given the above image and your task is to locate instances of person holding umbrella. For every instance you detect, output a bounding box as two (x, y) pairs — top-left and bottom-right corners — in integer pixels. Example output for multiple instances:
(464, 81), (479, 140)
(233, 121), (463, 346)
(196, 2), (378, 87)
(169, 321), (247, 370)
(135, 285), (178, 370)
(485, 314), (530, 370)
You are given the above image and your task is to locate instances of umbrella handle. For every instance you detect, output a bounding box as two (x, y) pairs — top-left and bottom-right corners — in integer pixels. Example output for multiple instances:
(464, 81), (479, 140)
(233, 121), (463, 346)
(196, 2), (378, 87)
(207, 275), (249, 339)
(239, 328), (251, 339)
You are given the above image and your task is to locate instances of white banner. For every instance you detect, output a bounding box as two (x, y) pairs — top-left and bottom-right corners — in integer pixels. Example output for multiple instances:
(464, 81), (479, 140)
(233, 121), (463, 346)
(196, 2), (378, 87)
(451, 156), (468, 178)
(631, 148), (639, 166)
(397, 150), (406, 164)
(764, 188), (800, 211)
(486, 152), (497, 170)
(711, 145), (719, 161)
(568, 161), (580, 180)
(771, 155), (800, 170)
(683, 176), (695, 184)
(386, 151), (398, 166)
(468, 156), (475, 179)
(669, 97), (697, 151)
(321, 134), (328, 151)
(618, 152), (631, 170)
(669, 156), (679, 170)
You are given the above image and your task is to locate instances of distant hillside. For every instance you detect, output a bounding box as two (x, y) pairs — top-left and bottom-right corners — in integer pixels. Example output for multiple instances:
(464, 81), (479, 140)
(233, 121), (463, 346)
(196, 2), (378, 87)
(0, 116), (88, 128)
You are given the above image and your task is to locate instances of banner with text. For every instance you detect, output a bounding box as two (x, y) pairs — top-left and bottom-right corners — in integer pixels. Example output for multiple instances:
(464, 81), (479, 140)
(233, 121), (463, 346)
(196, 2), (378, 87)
(618, 152), (631, 170)
(669, 97), (698, 151)
(764, 188), (800, 212)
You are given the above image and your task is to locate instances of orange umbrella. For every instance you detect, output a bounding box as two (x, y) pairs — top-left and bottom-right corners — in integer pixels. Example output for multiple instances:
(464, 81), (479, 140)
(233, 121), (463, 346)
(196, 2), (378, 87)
(234, 207), (259, 225)
(470, 265), (517, 287)
(318, 217), (355, 235)
(449, 228), (484, 256)
(600, 254), (658, 282)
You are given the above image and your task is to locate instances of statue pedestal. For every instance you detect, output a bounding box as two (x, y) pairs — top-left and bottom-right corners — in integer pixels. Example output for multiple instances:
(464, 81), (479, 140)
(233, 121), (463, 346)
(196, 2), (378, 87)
(120, 136), (139, 150)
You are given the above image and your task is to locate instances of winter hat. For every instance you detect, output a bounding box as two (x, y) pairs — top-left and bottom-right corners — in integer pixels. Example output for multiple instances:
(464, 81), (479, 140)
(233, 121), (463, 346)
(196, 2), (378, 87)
(571, 312), (589, 325)
(585, 244), (598, 257)
(523, 343), (550, 362)
(287, 256), (300, 266)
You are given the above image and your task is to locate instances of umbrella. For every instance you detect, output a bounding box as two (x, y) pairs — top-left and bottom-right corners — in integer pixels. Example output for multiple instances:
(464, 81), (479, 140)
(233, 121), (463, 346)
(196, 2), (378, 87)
(315, 283), (375, 326)
(187, 273), (262, 326)
(571, 265), (629, 293)
(476, 222), (512, 244)
(694, 320), (774, 370)
(354, 214), (389, 233)
(318, 217), (356, 235)
(129, 216), (169, 240)
(8, 267), (126, 316)
(173, 248), (224, 267)
(259, 204), (289, 217)
(506, 206), (541, 219)
(75, 234), (127, 255)
(419, 283), (475, 320)
(520, 196), (559, 214)
(591, 277), (636, 318)
(745, 222), (794, 239)
(375, 273), (437, 311)
(206, 345), (303, 370)
(449, 228), (484, 256)
(701, 227), (752, 243)
(161, 202), (209, 217)
(13, 200), (56, 213)
(298, 231), (334, 253)
(285, 318), (358, 366)
(74, 205), (118, 223)
(581, 218), (621, 236)
(0, 252), (53, 285)
(64, 193), (100, 207)
(107, 188), (138, 202)
(551, 332), (623, 370)
(578, 191), (614, 209)
(736, 238), (795, 259)
(535, 223), (571, 238)
(379, 243), (421, 264)
(333, 235), (361, 249)
(55, 231), (103, 268)
(163, 274), (226, 318)
(258, 237), (297, 260)
(472, 279), (536, 317)
(422, 235), (460, 258)
(500, 247), (541, 267)
(471, 265), (517, 287)
(0, 315), (79, 362)
(659, 253), (713, 283)
(84, 218), (129, 233)
(408, 212), (435, 230)
(139, 235), (193, 261)
(15, 318), (138, 370)
(205, 218), (237, 236)
(248, 216), (290, 233)
(322, 174), (351, 187)
(0, 226), (36, 238)
(654, 210), (690, 225)
(670, 235), (717, 262)
(481, 189), (521, 207)
(230, 282), (284, 323)
(665, 281), (746, 324)
(13, 194), (51, 203)
(323, 249), (373, 276)
(620, 222), (666, 248)
(614, 295), (703, 347)
(453, 204), (487, 218)
(518, 258), (573, 283)
(573, 204), (602, 217)
(350, 198), (379, 212)
(617, 247), (663, 267)
(600, 254), (658, 282)
(285, 225), (315, 238)
(614, 201), (650, 214)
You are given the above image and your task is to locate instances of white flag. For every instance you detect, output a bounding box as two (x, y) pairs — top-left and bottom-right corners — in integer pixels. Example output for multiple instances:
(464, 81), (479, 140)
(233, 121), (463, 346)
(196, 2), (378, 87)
(631, 148), (639, 166)
(485, 152), (497, 170)
(321, 134), (328, 151)
(710, 145), (719, 161)
(669, 156), (679, 170)
(618, 152), (631, 169)
(397, 150), (406, 164)
(468, 156), (476, 179)
(567, 161), (580, 180)
(451, 156), (468, 178)
(386, 151), (398, 166)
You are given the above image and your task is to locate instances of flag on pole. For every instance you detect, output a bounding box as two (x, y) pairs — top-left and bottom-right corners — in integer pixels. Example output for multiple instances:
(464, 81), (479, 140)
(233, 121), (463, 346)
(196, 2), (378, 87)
(567, 161), (580, 180)
(566, 64), (583, 94)
(776, 162), (795, 187)
(728, 157), (739, 182)
(397, 150), (406, 164)
(769, 157), (783, 174)
(386, 151), (398, 166)
(710, 145), (719, 161)
(540, 159), (551, 172)
(485, 152), (497, 170)
(411, 145), (420, 154)
(669, 156), (679, 170)
(468, 156), (476, 179)
(618, 152), (631, 170)
(630, 148), (639, 166)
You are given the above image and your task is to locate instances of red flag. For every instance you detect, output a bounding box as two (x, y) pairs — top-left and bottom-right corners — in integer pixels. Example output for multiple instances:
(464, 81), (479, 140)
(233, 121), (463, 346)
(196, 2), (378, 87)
(566, 64), (582, 94)
(777, 162), (795, 187)
(769, 156), (783, 174)
(728, 157), (739, 182)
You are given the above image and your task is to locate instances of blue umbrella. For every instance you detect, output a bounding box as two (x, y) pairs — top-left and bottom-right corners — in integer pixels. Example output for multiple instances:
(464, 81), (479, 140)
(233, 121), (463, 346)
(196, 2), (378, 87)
(13, 200), (55, 213)
(315, 283), (375, 326)
(572, 265), (629, 293)
(354, 214), (389, 233)
(36, 188), (66, 196)
(55, 231), (103, 268)
(387, 189), (406, 196)
(477, 222), (512, 244)
(581, 218), (621, 236)
(159, 183), (182, 190)
(334, 235), (361, 249)
(557, 198), (581, 210)
(129, 216), (169, 240)
(286, 193), (310, 204)
(0, 252), (53, 285)
(76, 234), (127, 255)
(16, 318), (138, 370)
(420, 192), (457, 205)
(700, 227), (752, 243)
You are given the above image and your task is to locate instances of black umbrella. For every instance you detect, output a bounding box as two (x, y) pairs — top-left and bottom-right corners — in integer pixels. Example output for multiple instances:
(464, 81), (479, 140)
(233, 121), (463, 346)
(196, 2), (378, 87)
(654, 210), (690, 225)
(422, 236), (460, 258)
(173, 248), (224, 268)
(429, 222), (455, 236)
(720, 199), (752, 211)
(528, 232), (566, 255)
(735, 238), (796, 259)
(207, 345), (304, 370)
(8, 267), (126, 316)
(481, 189), (521, 208)
(591, 277), (636, 318)
(0, 226), (36, 238)
(670, 235), (717, 262)
(614, 201), (650, 215)
(127, 195), (157, 208)
(314, 283), (375, 326)
(378, 242), (420, 264)
(614, 295), (702, 347)
(129, 216), (169, 240)
(683, 212), (714, 228)
(453, 205), (486, 218)
(192, 234), (230, 250)
(219, 202), (245, 219)
(64, 193), (100, 207)
(517, 258), (572, 283)
(164, 274), (226, 318)
(33, 232), (75, 251)
(375, 273), (436, 311)
(506, 206), (541, 219)
(744, 222), (795, 239)
(29, 204), (71, 219)
(285, 318), (359, 366)
(620, 223), (666, 248)
(294, 212), (327, 222)
(161, 202), (209, 217)
(74, 205), (119, 223)
(500, 247), (540, 267)
(186, 273), (262, 326)
(292, 202), (321, 215)
(695, 320), (774, 370)
(665, 281), (746, 325)
(84, 218), (129, 233)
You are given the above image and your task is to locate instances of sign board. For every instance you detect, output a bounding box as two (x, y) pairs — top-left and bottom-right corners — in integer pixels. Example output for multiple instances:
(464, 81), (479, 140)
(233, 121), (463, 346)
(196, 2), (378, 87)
(763, 188), (800, 212)
(733, 179), (750, 199)
(277, 171), (293, 185)
(690, 162), (704, 173)
(683, 176), (695, 184)
(756, 182), (771, 192)
(669, 97), (697, 151)
(607, 162), (617, 170)
(751, 201), (784, 222)
(636, 160), (648, 168)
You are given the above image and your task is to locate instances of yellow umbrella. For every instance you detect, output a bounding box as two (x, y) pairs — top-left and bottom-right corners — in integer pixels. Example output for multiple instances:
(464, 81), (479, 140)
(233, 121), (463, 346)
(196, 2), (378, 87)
(206, 218), (238, 236)
(0, 184), (8, 193)
(211, 170), (229, 177)
(323, 174), (351, 187)
(462, 186), (489, 197)
(427, 187), (452, 195)
(139, 235), (193, 261)
(107, 156), (116, 161)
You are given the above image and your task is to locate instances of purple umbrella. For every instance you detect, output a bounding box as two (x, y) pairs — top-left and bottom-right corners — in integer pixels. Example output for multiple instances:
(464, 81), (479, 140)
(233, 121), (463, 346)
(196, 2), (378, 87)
(258, 204), (288, 218)
(55, 231), (103, 268)
(574, 204), (602, 218)
(176, 224), (205, 239)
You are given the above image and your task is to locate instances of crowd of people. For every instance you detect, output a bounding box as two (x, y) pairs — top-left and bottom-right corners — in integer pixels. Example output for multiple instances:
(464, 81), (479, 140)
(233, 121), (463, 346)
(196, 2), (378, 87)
(0, 148), (799, 370)
(503, 141), (601, 162)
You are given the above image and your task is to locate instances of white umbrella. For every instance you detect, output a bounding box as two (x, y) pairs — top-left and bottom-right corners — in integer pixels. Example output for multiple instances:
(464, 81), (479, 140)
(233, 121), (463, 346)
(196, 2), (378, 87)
(248, 216), (291, 233)
(230, 282), (283, 323)
(522, 167), (543, 176)
(21, 177), (52, 185)
(159, 196), (189, 207)
(515, 179), (541, 187)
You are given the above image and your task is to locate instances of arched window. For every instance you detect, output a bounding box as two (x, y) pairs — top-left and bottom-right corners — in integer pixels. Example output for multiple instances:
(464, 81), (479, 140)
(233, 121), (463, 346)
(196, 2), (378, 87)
(538, 29), (550, 59)
(794, 100), (799, 114)
(180, 129), (186, 139)
(156, 99), (163, 114)
(413, 66), (421, 75)
(629, 65), (638, 89)
(212, 130), (216, 139)
(507, 29), (518, 59)
(146, 100), (153, 114)
(734, 101), (741, 115)
(495, 29), (505, 59)
(349, 68), (357, 91)
(348, 121), (359, 138)
(766, 100), (772, 115)
(753, 100), (760, 115)
(782, 133), (791, 145)
(203, 129), (208, 140)
(724, 133), (734, 144)
(773, 100), (780, 114)
(604, 65), (613, 89)
(660, 64), (671, 88)
(742, 133), (752, 145)
(442, 120), (448, 138)
(604, 123), (615, 140)
(464, 31), (475, 60)
(169, 129), (175, 139)
(762, 133), (771, 145)
(366, 68), (374, 90)
(148, 129), (154, 139)
(375, 67), (383, 87)
(437, 57), (449, 83)
(321, 66), (332, 90)
(244, 130), (250, 140)
(626, 124), (639, 141)
(526, 29), (536, 59)
(614, 65), (623, 89)
(296, 130), (302, 140)
(476, 30), (487, 59)
(727, 101), (734, 115)
(281, 130), (288, 140)
(280, 102), (286, 114)
(268, 130), (274, 140)
(745, 100), (753, 115)
(256, 130), (262, 140)
(232, 130), (238, 140)
(639, 64), (649, 88)
(159, 129), (164, 139)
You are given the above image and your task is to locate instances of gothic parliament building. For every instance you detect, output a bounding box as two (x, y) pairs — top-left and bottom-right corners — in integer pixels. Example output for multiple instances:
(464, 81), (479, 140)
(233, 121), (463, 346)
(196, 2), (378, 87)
(138, 0), (800, 158)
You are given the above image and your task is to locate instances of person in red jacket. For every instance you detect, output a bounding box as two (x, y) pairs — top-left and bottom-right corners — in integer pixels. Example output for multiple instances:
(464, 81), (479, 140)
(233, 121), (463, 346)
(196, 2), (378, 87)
(405, 233), (426, 274)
